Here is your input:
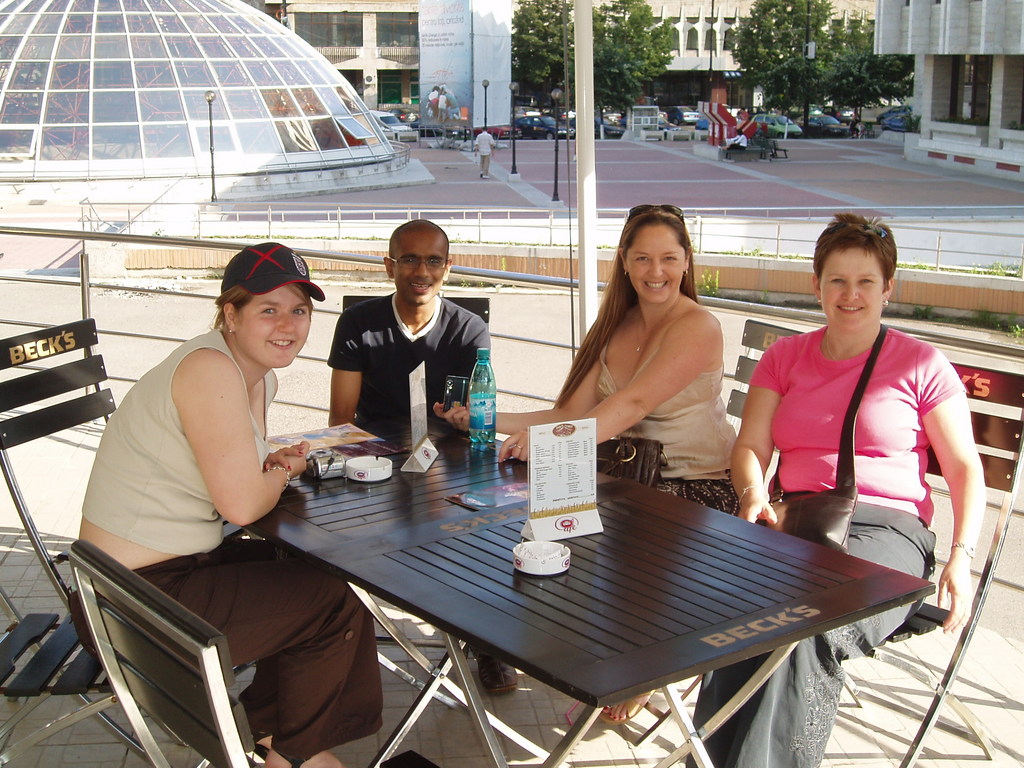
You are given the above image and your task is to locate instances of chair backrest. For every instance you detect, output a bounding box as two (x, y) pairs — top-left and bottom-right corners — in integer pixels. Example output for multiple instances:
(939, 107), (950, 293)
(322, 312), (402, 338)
(0, 319), (115, 610)
(70, 540), (254, 768)
(342, 294), (491, 325)
(726, 318), (800, 423)
(921, 361), (1024, 616)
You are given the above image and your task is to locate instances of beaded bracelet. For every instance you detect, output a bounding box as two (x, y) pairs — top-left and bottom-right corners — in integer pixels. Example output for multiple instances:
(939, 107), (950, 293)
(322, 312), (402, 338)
(266, 465), (291, 491)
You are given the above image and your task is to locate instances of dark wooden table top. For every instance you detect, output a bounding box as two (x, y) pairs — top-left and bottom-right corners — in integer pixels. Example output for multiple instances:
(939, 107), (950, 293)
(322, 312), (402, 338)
(252, 423), (933, 707)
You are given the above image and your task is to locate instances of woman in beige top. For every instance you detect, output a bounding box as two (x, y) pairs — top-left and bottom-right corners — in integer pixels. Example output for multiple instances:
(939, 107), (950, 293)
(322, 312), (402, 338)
(436, 205), (737, 722)
(78, 244), (381, 768)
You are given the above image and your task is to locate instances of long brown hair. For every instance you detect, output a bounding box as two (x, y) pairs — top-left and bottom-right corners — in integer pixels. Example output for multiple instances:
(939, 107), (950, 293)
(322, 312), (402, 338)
(555, 209), (698, 406)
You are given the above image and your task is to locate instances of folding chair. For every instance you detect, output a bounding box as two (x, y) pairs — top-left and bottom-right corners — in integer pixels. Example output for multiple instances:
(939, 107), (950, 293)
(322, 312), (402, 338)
(849, 361), (1024, 767)
(0, 319), (139, 763)
(70, 539), (255, 768)
(725, 318), (1022, 765)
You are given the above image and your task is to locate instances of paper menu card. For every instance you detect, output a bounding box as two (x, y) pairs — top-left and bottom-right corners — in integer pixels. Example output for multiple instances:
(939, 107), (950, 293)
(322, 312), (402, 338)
(267, 424), (403, 456)
(521, 418), (603, 541)
(402, 362), (438, 473)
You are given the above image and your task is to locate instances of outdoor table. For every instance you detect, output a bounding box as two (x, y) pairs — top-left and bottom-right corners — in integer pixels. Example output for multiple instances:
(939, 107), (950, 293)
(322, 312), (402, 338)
(249, 423), (932, 768)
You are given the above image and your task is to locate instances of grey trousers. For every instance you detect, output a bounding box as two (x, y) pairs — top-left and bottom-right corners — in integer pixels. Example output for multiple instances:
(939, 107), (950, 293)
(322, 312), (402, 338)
(690, 503), (936, 768)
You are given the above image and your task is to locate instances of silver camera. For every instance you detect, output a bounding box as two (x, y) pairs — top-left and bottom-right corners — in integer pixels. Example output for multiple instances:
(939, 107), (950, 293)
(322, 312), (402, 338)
(304, 449), (346, 480)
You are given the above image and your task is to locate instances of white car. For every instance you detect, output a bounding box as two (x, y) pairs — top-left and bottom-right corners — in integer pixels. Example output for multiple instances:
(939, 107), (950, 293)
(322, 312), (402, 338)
(372, 110), (417, 141)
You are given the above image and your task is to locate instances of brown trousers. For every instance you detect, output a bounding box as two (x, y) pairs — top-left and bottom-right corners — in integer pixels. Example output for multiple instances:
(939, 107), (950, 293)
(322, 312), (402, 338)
(133, 539), (382, 760)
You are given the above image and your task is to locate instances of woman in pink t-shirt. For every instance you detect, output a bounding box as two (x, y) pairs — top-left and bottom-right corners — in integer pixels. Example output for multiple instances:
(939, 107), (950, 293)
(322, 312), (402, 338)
(691, 213), (985, 768)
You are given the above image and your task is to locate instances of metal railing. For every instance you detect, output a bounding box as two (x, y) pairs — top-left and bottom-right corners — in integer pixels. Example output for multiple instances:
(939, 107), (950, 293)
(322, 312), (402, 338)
(2, 228), (1023, 605)
(72, 204), (1024, 275)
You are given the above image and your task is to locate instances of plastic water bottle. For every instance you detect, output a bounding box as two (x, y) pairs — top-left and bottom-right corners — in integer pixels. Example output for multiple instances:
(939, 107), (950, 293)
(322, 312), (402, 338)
(468, 348), (496, 447)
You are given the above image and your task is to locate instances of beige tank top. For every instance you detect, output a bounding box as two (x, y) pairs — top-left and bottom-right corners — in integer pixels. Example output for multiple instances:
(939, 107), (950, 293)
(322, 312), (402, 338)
(82, 330), (276, 556)
(596, 346), (735, 479)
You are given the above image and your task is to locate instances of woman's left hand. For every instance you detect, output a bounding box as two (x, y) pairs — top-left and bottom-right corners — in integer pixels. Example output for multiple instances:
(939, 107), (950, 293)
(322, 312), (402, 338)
(264, 441), (309, 478)
(937, 550), (974, 633)
(498, 432), (529, 462)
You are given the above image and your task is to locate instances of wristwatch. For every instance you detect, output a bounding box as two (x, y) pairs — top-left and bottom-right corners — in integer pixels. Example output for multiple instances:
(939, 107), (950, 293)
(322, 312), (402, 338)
(952, 541), (976, 559)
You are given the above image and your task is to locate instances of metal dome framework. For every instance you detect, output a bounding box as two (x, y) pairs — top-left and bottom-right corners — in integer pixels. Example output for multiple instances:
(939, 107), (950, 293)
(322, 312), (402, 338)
(0, 0), (399, 181)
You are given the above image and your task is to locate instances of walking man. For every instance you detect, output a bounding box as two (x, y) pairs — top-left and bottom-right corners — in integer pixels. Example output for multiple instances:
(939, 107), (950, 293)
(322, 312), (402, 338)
(474, 127), (496, 178)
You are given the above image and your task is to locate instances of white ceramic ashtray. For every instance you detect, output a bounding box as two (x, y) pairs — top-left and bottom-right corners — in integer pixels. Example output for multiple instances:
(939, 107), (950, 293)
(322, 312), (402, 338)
(345, 456), (392, 483)
(513, 541), (571, 576)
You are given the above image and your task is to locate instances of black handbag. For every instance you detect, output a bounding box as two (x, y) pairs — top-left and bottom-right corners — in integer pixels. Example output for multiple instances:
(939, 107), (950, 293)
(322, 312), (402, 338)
(769, 327), (888, 552)
(597, 436), (666, 487)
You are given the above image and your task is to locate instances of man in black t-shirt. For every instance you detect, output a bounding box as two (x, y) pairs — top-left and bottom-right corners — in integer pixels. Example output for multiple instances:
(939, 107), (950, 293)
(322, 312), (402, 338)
(327, 221), (516, 694)
(328, 220), (489, 427)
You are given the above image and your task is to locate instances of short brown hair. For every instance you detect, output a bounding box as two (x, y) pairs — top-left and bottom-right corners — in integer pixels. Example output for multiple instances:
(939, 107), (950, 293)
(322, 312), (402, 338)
(813, 213), (897, 281)
(213, 285), (254, 329)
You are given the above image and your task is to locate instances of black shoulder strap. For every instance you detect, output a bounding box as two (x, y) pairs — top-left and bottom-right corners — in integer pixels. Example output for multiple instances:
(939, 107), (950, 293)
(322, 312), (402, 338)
(835, 326), (889, 490)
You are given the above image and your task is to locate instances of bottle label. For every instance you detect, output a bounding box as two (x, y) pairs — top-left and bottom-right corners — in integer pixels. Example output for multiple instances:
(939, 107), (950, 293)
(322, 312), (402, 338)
(469, 394), (496, 430)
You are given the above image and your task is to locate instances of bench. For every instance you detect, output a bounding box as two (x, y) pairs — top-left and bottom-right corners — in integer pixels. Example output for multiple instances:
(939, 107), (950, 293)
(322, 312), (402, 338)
(719, 145), (764, 162)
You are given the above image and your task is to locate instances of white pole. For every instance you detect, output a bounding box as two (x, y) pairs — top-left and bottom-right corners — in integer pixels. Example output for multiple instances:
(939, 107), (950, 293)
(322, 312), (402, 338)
(574, 0), (599, 339)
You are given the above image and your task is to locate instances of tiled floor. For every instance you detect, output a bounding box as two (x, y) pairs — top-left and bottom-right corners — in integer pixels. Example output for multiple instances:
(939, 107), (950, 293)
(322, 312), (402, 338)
(2, 413), (1023, 768)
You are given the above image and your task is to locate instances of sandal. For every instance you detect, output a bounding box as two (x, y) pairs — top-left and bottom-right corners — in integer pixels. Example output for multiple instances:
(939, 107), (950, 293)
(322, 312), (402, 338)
(598, 692), (652, 724)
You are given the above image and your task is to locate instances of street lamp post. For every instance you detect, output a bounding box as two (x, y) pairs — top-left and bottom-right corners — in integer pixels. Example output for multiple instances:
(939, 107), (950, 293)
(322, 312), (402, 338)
(803, 0), (813, 131)
(481, 79), (489, 129)
(550, 87), (562, 203)
(204, 90), (217, 203)
(509, 82), (519, 176)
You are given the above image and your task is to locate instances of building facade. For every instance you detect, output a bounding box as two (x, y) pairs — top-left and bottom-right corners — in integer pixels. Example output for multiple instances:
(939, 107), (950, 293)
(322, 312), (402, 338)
(274, 1), (876, 113)
(876, 0), (1024, 179)
(270, 1), (420, 110)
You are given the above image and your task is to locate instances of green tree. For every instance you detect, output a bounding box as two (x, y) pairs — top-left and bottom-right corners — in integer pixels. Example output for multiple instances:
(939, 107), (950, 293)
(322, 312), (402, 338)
(732, 0), (842, 113)
(824, 50), (914, 117)
(512, 0), (570, 96)
(592, 0), (674, 114)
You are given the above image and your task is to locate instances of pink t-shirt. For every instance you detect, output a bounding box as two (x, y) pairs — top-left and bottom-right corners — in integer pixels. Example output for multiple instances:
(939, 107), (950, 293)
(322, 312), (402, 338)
(752, 327), (964, 525)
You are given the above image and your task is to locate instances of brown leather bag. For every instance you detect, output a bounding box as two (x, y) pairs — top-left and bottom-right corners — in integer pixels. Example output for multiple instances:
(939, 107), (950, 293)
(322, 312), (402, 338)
(597, 437), (666, 487)
(769, 327), (888, 553)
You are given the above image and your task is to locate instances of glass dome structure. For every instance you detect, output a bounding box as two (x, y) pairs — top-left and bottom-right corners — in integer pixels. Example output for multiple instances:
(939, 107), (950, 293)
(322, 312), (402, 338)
(0, 0), (399, 182)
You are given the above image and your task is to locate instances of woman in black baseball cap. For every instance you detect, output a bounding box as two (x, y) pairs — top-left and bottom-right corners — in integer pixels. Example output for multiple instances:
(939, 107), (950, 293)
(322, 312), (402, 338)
(79, 243), (381, 768)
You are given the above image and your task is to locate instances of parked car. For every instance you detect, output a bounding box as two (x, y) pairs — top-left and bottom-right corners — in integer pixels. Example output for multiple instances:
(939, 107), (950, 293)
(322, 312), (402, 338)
(515, 115), (574, 139)
(879, 114), (912, 132)
(828, 106), (856, 124)
(802, 115), (850, 138)
(877, 105), (913, 123)
(388, 107), (419, 124)
(372, 110), (418, 141)
(751, 113), (803, 138)
(597, 119), (625, 138)
(472, 124), (518, 140)
(665, 106), (701, 125)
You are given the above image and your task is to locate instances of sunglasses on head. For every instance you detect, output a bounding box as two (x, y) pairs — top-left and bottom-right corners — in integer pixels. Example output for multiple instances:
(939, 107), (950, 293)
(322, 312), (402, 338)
(824, 220), (888, 239)
(627, 204), (684, 220)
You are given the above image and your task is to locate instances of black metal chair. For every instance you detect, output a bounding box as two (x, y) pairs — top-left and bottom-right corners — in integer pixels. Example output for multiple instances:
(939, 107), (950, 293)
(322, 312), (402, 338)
(70, 539), (255, 768)
(0, 319), (139, 763)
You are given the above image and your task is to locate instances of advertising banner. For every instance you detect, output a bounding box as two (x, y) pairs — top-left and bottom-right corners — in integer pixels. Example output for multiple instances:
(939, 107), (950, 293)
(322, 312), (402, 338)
(419, 0), (512, 132)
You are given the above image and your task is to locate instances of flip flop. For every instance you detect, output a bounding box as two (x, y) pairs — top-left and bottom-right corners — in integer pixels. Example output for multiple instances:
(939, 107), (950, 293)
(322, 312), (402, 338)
(598, 693), (650, 724)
